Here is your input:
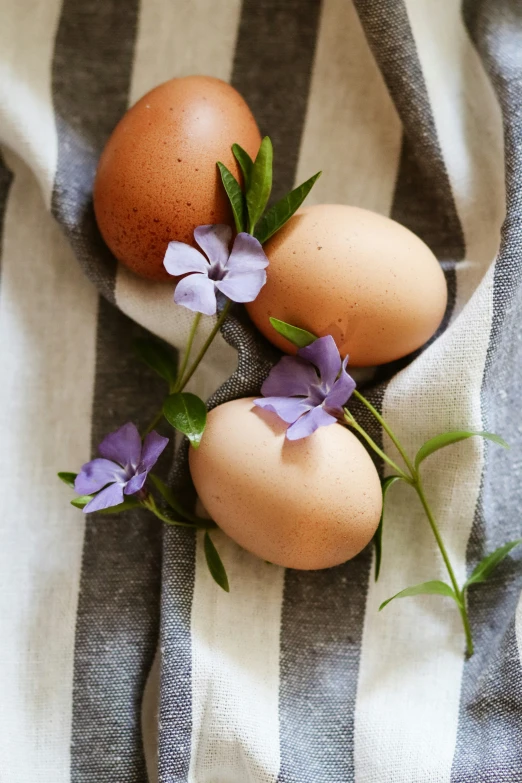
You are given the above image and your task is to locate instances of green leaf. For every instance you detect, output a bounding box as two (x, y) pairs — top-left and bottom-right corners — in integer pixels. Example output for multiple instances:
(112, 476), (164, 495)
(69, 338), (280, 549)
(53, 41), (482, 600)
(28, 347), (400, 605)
(217, 162), (245, 233)
(232, 143), (254, 189)
(58, 471), (77, 489)
(70, 496), (141, 514)
(163, 392), (207, 448)
(254, 171), (322, 245)
(71, 495), (91, 509)
(464, 539), (522, 589)
(415, 430), (508, 469)
(374, 476), (402, 582)
(379, 580), (457, 611)
(246, 136), (273, 233)
(99, 498), (141, 514)
(149, 473), (212, 526)
(269, 317), (317, 348)
(204, 532), (230, 592)
(132, 337), (178, 385)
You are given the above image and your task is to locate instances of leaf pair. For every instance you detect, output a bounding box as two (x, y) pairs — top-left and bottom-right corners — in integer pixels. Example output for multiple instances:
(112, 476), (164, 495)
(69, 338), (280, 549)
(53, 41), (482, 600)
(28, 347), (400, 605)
(218, 138), (321, 243)
(380, 540), (522, 612)
(415, 430), (508, 469)
(58, 473), (142, 514)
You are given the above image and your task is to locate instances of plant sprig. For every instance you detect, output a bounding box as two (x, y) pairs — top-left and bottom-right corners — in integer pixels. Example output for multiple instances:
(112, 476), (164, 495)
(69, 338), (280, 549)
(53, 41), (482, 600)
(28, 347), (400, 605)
(270, 317), (517, 657)
(218, 137), (321, 241)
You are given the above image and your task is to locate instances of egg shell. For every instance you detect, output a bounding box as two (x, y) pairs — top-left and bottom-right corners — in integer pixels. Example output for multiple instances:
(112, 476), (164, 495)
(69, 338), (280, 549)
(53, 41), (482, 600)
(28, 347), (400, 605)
(189, 397), (382, 570)
(246, 204), (448, 367)
(93, 75), (261, 281)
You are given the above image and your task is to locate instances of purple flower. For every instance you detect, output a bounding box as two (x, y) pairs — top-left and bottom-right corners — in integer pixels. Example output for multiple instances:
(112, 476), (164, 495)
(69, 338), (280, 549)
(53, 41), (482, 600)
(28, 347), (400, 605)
(254, 335), (356, 440)
(163, 224), (269, 316)
(74, 422), (169, 513)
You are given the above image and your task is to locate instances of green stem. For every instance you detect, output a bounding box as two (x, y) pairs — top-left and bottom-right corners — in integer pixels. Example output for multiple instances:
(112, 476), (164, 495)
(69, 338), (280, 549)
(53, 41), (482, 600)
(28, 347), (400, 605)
(459, 597), (474, 657)
(414, 476), (473, 656)
(177, 299), (232, 391)
(141, 304), (227, 437)
(174, 312), (202, 392)
(353, 390), (416, 476)
(142, 409), (164, 438)
(343, 410), (410, 481)
(142, 495), (212, 529)
(414, 476), (460, 595)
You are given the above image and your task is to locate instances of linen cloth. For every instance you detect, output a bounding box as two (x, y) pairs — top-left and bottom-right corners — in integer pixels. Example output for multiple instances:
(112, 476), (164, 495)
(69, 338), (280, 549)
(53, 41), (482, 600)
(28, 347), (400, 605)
(1, 0), (521, 781)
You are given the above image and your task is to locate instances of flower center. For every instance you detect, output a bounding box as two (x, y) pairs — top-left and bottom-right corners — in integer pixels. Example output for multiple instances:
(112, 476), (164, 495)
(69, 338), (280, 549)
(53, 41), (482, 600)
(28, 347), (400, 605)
(307, 383), (327, 407)
(208, 261), (226, 282)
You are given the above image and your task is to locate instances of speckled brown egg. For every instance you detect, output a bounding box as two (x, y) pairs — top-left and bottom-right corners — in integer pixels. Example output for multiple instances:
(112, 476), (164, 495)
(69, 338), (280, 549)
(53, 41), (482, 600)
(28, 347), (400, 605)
(189, 397), (382, 570)
(246, 204), (448, 366)
(93, 76), (261, 281)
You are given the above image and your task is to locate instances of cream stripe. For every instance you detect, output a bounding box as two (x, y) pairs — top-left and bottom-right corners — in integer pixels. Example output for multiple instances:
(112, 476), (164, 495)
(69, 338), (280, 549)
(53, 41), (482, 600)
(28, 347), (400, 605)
(0, 0), (62, 206)
(354, 2), (505, 781)
(0, 151), (98, 782)
(295, 0), (401, 212)
(189, 533), (285, 783)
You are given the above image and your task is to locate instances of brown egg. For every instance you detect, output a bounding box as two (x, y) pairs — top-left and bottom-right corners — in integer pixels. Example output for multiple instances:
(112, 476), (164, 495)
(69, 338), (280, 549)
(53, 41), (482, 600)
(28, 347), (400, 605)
(94, 76), (261, 280)
(189, 397), (382, 570)
(246, 204), (447, 366)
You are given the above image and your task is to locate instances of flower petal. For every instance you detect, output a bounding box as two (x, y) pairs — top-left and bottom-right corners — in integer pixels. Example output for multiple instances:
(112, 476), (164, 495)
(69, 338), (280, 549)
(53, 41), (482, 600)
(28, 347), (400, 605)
(215, 268), (266, 303)
(163, 241), (209, 276)
(83, 482), (125, 513)
(174, 273), (217, 315)
(98, 422), (142, 470)
(298, 335), (341, 389)
(139, 431), (170, 472)
(254, 396), (312, 424)
(194, 224), (232, 267)
(286, 405), (337, 441)
(74, 458), (126, 495)
(324, 357), (356, 412)
(261, 356), (319, 397)
(225, 233), (269, 272)
(124, 471), (148, 495)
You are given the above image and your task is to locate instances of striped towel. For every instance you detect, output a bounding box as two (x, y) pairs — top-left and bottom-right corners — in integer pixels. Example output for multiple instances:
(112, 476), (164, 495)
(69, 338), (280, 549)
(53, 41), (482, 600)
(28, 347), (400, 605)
(1, 0), (521, 781)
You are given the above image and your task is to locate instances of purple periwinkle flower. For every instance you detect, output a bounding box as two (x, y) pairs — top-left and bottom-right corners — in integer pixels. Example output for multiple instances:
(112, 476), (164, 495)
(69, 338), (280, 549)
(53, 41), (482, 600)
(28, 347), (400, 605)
(163, 224), (269, 316)
(254, 335), (356, 440)
(74, 422), (169, 513)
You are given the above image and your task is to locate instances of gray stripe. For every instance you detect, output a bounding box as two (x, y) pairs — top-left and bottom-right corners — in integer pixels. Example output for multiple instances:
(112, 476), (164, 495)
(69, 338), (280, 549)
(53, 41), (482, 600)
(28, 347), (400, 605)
(51, 0), (139, 301)
(0, 150), (13, 279)
(353, 0), (465, 265)
(231, 0), (323, 200)
(452, 2), (522, 779)
(48, 0), (160, 779)
(71, 299), (172, 782)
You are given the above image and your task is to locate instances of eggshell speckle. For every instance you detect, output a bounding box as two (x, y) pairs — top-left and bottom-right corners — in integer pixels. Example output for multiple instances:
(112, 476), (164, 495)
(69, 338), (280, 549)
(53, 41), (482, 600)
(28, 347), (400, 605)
(189, 397), (382, 570)
(246, 204), (448, 366)
(94, 76), (261, 280)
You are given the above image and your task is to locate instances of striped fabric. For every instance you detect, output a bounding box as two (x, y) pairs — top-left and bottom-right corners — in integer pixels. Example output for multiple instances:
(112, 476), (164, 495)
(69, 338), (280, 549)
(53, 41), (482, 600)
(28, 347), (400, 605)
(1, 0), (521, 781)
